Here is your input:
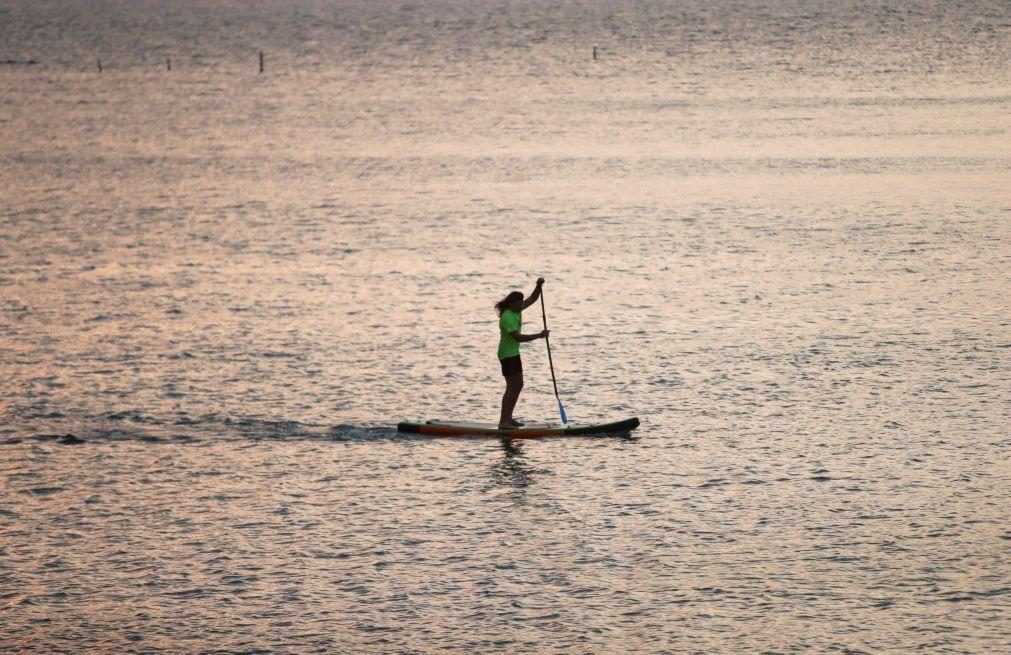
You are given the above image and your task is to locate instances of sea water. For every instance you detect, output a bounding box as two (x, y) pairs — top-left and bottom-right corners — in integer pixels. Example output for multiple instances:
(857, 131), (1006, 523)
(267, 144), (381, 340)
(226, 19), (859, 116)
(1, 1), (1009, 652)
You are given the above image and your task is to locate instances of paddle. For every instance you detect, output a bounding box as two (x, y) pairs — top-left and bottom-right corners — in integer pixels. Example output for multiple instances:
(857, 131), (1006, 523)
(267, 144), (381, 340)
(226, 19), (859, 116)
(539, 285), (568, 424)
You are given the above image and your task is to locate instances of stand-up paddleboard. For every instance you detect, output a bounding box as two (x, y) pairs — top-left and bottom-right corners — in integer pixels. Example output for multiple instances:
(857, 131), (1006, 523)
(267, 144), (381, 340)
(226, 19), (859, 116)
(397, 417), (639, 438)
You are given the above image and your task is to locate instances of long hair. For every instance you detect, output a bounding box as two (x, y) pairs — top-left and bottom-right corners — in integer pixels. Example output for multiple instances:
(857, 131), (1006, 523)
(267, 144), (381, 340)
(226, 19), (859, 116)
(495, 291), (523, 316)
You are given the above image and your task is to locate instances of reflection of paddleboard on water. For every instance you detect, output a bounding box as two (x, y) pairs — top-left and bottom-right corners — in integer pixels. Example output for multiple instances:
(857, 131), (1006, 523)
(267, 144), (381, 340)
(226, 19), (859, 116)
(396, 417), (640, 438)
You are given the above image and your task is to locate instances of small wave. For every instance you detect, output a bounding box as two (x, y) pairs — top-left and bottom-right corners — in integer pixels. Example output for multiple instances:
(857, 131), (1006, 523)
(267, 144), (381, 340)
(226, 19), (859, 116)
(20, 486), (65, 495)
(159, 588), (211, 599)
(25, 411), (65, 419)
(104, 409), (162, 424)
(31, 434), (87, 445)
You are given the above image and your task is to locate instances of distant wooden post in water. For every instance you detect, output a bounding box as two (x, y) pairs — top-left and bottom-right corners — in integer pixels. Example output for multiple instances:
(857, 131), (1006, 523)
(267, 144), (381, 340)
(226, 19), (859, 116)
(593, 46), (597, 60)
(259, 51), (264, 73)
(167, 58), (171, 71)
(97, 59), (103, 73)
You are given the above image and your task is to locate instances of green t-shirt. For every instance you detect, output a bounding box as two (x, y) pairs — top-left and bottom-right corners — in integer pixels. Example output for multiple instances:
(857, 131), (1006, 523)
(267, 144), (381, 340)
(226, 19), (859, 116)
(498, 309), (521, 360)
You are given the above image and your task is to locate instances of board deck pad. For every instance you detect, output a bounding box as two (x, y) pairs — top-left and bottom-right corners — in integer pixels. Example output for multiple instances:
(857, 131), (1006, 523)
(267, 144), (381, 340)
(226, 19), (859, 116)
(397, 417), (639, 438)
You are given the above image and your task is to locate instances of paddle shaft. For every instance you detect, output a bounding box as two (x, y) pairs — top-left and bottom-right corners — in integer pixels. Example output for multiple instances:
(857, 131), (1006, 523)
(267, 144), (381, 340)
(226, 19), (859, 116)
(539, 289), (566, 422)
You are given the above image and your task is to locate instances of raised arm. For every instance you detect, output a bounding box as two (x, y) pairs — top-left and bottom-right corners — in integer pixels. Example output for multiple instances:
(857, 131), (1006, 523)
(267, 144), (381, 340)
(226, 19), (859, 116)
(521, 277), (545, 310)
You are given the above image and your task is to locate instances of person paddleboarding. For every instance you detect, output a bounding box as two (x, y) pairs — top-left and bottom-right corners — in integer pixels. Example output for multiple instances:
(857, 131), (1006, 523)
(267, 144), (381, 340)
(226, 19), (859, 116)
(495, 277), (548, 429)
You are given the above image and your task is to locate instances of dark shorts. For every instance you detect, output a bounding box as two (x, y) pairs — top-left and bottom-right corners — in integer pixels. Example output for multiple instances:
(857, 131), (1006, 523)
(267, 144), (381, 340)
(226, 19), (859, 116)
(500, 355), (522, 377)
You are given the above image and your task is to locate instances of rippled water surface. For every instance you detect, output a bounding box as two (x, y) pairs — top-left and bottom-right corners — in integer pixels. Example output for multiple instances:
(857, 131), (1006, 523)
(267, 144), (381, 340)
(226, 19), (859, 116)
(2, 1), (1009, 653)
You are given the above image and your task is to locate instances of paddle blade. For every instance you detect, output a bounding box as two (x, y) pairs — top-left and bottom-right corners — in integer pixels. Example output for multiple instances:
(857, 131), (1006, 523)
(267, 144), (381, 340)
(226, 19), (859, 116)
(557, 396), (568, 424)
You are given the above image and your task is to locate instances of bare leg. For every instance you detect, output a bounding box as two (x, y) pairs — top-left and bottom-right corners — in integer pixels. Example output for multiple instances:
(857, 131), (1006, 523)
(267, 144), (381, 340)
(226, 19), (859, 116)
(499, 373), (524, 428)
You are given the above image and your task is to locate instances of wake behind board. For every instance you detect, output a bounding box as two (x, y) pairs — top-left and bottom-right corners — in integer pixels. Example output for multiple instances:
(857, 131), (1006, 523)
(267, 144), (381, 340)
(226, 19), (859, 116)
(397, 417), (639, 438)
